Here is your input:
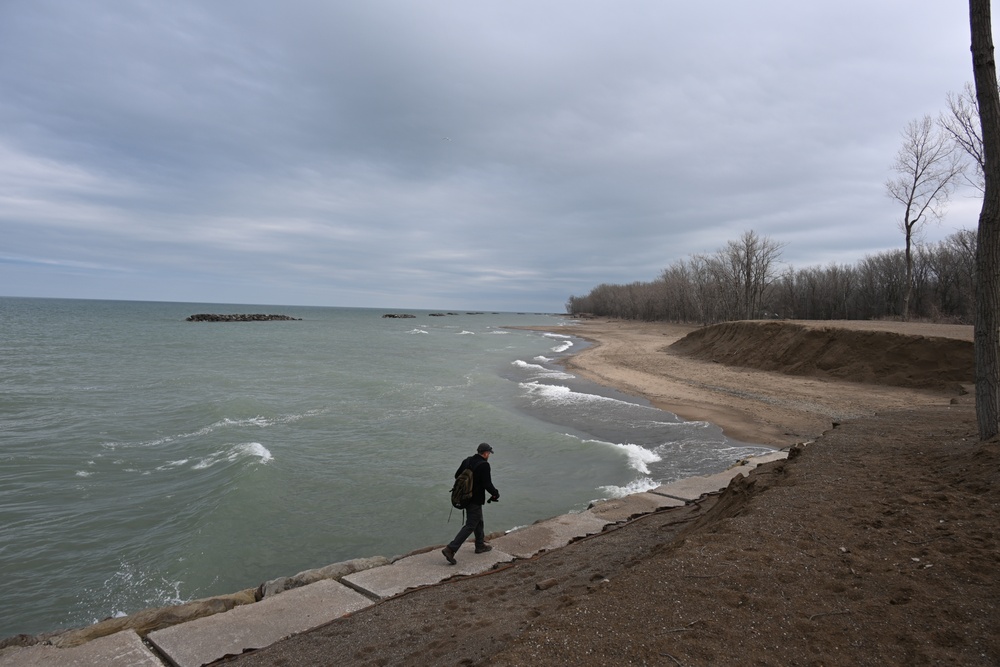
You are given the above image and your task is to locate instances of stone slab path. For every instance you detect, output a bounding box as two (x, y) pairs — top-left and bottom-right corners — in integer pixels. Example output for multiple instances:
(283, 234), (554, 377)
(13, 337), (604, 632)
(146, 579), (371, 667)
(0, 629), (161, 667)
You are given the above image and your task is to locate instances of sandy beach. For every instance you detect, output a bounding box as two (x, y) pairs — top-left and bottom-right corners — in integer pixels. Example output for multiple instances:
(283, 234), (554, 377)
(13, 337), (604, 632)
(224, 318), (998, 666)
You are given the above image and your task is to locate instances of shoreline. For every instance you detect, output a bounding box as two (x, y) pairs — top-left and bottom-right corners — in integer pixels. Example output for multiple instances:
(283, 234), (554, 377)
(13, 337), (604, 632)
(522, 318), (969, 446)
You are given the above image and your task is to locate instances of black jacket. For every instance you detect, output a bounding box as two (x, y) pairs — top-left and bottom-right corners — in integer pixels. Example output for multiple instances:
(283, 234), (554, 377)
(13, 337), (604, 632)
(455, 454), (498, 506)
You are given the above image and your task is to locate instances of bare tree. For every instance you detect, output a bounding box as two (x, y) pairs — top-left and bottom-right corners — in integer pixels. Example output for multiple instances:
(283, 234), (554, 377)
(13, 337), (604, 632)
(688, 253), (724, 324)
(711, 230), (786, 320)
(658, 261), (698, 322)
(969, 0), (1000, 440)
(886, 115), (965, 320)
(735, 230), (785, 319)
(941, 82), (986, 193)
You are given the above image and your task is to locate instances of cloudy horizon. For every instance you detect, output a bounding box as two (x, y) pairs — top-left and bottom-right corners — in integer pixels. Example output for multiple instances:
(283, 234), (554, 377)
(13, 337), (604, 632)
(0, 1), (987, 312)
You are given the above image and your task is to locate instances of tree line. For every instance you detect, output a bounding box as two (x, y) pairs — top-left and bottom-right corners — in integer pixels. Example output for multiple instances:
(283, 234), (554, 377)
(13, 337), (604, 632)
(565, 228), (977, 324)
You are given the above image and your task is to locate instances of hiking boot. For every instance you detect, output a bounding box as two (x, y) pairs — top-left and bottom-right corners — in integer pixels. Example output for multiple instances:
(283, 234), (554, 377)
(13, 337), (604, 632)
(475, 543), (493, 554)
(442, 547), (457, 565)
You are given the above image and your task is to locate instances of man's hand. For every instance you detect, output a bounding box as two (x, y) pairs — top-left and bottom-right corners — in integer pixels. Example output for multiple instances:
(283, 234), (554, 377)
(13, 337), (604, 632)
(488, 492), (500, 503)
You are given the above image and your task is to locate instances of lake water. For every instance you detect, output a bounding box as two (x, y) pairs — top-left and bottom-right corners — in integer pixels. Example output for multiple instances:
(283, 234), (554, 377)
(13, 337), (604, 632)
(0, 297), (768, 638)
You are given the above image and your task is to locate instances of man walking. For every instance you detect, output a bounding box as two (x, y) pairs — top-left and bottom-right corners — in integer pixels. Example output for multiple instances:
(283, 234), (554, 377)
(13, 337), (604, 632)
(442, 443), (500, 565)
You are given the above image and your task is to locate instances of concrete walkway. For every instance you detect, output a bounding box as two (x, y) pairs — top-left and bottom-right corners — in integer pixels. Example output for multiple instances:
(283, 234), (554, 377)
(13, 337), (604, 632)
(0, 451), (787, 667)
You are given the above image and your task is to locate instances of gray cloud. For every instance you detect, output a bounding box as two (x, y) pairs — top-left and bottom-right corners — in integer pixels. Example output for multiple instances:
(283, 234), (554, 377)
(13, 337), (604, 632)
(0, 1), (982, 310)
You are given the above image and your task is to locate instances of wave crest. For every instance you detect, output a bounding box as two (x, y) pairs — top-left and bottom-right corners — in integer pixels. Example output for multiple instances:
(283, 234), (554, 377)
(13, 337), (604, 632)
(191, 443), (273, 469)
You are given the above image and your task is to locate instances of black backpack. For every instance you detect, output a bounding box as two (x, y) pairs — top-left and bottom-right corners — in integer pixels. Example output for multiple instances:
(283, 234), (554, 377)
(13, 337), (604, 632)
(450, 458), (483, 509)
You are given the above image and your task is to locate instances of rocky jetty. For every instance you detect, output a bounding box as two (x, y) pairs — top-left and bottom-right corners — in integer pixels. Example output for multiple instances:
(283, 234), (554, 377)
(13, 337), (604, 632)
(186, 314), (301, 322)
(381, 313), (416, 318)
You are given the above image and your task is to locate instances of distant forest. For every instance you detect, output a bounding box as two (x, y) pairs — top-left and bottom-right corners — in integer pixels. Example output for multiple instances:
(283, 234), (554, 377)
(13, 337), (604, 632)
(565, 229), (977, 324)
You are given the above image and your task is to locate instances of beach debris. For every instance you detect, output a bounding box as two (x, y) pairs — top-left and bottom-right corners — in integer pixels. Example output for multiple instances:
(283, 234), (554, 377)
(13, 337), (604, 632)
(535, 577), (561, 590)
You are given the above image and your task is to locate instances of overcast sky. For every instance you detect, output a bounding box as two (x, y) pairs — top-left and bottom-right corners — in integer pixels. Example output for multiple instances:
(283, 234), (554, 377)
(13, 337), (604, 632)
(0, 1), (987, 312)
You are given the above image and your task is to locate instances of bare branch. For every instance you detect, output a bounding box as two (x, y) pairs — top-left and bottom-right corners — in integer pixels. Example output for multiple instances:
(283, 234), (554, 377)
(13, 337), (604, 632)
(941, 81), (986, 193)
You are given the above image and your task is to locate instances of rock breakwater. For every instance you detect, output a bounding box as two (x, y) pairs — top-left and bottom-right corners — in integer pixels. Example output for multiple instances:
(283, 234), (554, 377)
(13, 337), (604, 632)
(185, 314), (302, 322)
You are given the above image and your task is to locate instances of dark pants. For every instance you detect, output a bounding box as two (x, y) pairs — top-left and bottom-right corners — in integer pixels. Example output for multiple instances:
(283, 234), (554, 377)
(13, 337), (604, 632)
(448, 503), (485, 552)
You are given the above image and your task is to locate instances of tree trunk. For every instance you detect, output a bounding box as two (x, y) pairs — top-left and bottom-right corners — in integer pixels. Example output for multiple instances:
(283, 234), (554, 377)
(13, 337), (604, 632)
(903, 224), (914, 321)
(970, 0), (1000, 440)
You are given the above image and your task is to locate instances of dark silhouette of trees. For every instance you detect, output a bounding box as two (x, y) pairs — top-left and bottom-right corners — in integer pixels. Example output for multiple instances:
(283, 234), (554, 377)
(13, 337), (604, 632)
(565, 229), (977, 325)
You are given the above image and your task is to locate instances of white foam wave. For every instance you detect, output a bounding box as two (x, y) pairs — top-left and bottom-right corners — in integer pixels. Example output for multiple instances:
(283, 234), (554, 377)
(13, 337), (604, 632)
(551, 341), (573, 353)
(512, 360), (574, 380)
(192, 442), (273, 469)
(598, 477), (660, 498)
(543, 333), (573, 339)
(513, 360), (546, 371)
(522, 384), (694, 431)
(615, 442), (662, 474)
(534, 355), (553, 363)
(487, 330), (509, 335)
(458, 330), (475, 335)
(715, 445), (774, 457)
(102, 412), (316, 450)
(654, 419), (711, 429)
(218, 416), (280, 429)
(407, 328), (428, 334)
(75, 470), (93, 477)
(522, 381), (614, 406)
(577, 437), (662, 474)
(88, 560), (186, 624)
(191, 458), (216, 470)
(237, 442), (273, 463)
